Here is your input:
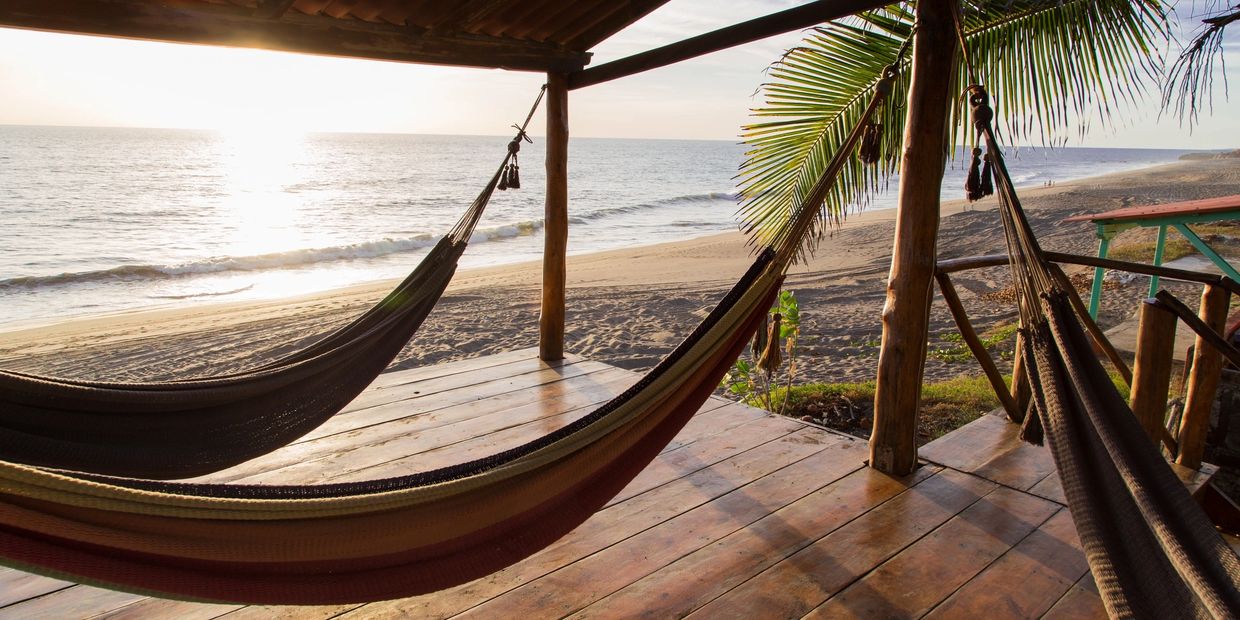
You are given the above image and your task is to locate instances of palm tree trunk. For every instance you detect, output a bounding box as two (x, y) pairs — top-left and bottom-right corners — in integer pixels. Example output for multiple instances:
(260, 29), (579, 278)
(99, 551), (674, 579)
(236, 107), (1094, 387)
(870, 0), (958, 475)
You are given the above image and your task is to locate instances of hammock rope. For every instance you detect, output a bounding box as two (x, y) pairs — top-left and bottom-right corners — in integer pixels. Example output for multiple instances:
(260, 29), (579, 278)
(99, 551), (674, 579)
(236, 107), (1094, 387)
(0, 86), (548, 480)
(970, 82), (1240, 618)
(0, 69), (899, 605)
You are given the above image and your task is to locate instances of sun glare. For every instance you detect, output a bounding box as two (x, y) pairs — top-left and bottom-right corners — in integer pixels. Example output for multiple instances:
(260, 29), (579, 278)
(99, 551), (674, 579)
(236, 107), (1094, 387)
(214, 124), (311, 256)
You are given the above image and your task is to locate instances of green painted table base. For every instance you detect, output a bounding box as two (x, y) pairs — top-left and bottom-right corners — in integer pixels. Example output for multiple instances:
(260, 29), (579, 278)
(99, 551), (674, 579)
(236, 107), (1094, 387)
(1086, 210), (1240, 318)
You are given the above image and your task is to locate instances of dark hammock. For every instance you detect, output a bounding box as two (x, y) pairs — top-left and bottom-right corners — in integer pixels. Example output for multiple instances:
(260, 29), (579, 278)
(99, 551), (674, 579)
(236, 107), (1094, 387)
(971, 85), (1240, 618)
(0, 90), (545, 480)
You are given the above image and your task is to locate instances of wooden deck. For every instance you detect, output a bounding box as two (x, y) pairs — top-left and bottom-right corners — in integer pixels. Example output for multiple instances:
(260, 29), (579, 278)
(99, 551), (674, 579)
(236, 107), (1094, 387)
(0, 348), (1214, 619)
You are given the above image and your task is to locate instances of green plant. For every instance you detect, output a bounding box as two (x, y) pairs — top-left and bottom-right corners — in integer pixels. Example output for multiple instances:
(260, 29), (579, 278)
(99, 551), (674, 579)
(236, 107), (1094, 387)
(722, 290), (802, 414)
(929, 323), (1018, 363)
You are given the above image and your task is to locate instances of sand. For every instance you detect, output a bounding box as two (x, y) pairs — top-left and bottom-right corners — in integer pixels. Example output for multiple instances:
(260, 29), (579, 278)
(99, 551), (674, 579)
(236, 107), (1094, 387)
(3, 158), (1240, 386)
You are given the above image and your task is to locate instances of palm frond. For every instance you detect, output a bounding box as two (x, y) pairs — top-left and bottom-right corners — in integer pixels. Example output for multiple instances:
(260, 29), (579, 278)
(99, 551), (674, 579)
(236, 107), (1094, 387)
(737, 0), (1169, 256)
(1163, 5), (1239, 123)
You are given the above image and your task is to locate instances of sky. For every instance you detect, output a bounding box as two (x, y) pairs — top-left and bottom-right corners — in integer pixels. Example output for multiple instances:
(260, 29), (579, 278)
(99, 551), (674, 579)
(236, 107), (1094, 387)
(0, 0), (1236, 148)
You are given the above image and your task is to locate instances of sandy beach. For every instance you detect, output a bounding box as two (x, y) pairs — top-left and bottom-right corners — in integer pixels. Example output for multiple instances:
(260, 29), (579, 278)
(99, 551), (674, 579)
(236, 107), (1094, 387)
(3, 158), (1240, 387)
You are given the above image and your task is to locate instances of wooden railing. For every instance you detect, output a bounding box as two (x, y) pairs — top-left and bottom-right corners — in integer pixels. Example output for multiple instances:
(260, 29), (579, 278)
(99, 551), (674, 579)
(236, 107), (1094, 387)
(934, 251), (1237, 469)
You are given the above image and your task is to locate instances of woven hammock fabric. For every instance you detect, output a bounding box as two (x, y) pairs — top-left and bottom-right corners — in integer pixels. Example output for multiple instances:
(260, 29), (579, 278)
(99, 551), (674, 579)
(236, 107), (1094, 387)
(0, 147), (506, 480)
(971, 85), (1240, 618)
(0, 250), (782, 604)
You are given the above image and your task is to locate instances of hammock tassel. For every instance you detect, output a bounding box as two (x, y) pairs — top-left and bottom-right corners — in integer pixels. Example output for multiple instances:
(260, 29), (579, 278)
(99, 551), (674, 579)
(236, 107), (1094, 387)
(751, 314), (769, 361)
(965, 146), (984, 202)
(757, 313), (783, 373)
(859, 122), (882, 165)
(980, 152), (994, 197)
(507, 162), (521, 189)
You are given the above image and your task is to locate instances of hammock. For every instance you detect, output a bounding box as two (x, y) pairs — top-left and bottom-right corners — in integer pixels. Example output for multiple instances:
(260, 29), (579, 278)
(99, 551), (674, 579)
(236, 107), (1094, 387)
(0, 66), (897, 606)
(969, 85), (1240, 618)
(0, 89), (546, 480)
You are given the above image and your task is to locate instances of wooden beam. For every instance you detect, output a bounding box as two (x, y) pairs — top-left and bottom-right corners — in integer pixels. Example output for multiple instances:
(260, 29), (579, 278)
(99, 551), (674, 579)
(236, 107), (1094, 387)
(870, 0), (957, 476)
(0, 0), (590, 72)
(253, 0), (297, 20)
(1130, 300), (1178, 447)
(566, 0), (890, 90)
(540, 72), (569, 361)
(1178, 283), (1230, 469)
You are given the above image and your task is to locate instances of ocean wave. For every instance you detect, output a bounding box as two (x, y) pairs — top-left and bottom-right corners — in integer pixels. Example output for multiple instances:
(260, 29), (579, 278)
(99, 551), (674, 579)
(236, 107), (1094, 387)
(473, 219), (544, 241)
(148, 284), (256, 300)
(0, 220), (547, 292)
(570, 192), (737, 224)
(0, 235), (438, 291)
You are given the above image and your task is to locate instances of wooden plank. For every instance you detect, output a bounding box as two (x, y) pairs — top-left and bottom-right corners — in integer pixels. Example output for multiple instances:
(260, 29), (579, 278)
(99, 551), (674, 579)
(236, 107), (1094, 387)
(1063, 194), (1240, 224)
(198, 360), (617, 482)
(685, 468), (991, 619)
(215, 604), (358, 619)
(366, 347), (545, 391)
(0, 0), (589, 72)
(230, 368), (638, 485)
(1043, 573), (1108, 619)
(0, 586), (145, 620)
(449, 434), (882, 618)
(89, 598), (237, 619)
(330, 357), (600, 430)
(804, 485), (1061, 618)
(1028, 471), (1068, 505)
(870, 0), (958, 475)
(329, 397), (736, 485)
(605, 415), (809, 507)
(971, 436), (1059, 492)
(621, 468), (990, 619)
(340, 426), (846, 618)
(925, 508), (1089, 619)
(0, 570), (71, 607)
(566, 0), (889, 89)
(539, 71), (569, 361)
(919, 411), (1017, 473)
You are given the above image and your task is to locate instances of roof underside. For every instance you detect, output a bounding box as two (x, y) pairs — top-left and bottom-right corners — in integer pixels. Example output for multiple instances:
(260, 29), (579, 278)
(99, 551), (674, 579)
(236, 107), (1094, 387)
(0, 0), (674, 72)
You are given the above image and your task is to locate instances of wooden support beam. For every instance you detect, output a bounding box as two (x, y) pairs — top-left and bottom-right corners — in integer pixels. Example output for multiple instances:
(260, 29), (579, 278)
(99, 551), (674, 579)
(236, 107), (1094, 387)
(0, 0), (590, 72)
(566, 0), (890, 90)
(937, 251), (1237, 294)
(935, 272), (1021, 421)
(870, 0), (957, 476)
(1178, 284), (1230, 469)
(540, 72), (569, 362)
(253, 0), (297, 20)
(1130, 300), (1178, 447)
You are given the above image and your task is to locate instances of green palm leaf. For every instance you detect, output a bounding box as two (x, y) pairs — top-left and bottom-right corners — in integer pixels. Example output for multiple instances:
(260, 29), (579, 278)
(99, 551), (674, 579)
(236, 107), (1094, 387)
(737, 0), (1168, 255)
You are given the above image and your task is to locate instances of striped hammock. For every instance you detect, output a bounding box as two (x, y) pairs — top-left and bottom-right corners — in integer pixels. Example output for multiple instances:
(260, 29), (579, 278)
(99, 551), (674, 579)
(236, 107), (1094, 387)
(0, 74), (885, 604)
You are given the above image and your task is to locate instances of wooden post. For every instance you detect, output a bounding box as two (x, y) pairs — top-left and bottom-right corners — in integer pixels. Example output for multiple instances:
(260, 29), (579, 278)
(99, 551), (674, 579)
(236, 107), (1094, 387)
(539, 72), (568, 361)
(1130, 300), (1177, 446)
(870, 0), (956, 476)
(1178, 284), (1230, 469)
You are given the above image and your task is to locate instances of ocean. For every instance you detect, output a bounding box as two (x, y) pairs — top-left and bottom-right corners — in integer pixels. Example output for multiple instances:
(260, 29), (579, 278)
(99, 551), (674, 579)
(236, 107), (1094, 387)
(0, 125), (1196, 329)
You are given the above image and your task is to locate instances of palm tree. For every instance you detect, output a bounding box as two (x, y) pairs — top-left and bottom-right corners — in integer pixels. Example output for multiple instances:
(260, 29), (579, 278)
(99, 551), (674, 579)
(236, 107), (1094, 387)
(735, 1), (1169, 252)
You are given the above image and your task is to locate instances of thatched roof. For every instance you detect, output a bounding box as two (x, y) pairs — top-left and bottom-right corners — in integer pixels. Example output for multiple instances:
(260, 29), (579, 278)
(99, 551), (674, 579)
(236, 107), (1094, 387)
(0, 0), (672, 72)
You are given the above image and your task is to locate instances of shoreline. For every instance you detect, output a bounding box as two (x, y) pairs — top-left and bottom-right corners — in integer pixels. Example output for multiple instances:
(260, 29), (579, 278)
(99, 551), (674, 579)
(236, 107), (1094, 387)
(3, 158), (1239, 385)
(0, 156), (1199, 335)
